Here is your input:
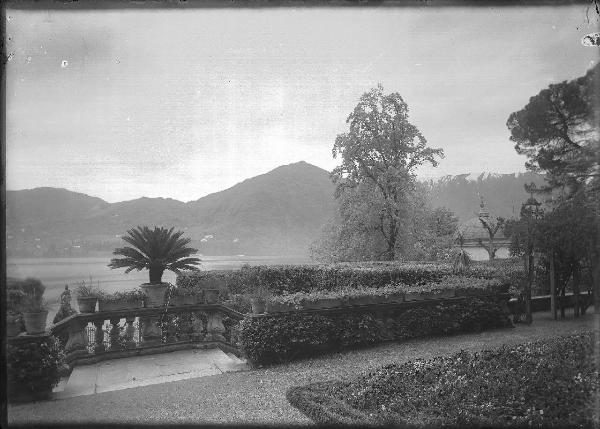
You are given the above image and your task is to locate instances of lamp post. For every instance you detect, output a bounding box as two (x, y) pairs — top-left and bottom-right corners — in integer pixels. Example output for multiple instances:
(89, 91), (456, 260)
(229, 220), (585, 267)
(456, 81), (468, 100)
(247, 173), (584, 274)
(522, 195), (542, 324)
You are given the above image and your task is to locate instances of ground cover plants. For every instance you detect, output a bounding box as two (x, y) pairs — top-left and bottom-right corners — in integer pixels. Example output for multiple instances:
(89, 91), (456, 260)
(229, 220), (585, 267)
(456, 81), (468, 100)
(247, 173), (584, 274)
(287, 331), (598, 427)
(238, 296), (512, 366)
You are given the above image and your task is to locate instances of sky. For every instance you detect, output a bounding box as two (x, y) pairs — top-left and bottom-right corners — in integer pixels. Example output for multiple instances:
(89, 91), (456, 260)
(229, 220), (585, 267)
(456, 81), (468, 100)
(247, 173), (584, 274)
(6, 5), (599, 203)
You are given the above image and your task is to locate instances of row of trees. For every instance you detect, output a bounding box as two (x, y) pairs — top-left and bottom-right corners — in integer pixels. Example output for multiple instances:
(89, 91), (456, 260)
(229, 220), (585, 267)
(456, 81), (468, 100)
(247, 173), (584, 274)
(505, 63), (599, 317)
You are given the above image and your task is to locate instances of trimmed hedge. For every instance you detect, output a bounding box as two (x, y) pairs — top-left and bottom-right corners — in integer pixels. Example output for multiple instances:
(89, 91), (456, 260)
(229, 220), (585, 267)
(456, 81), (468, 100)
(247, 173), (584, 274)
(177, 261), (518, 297)
(288, 331), (597, 427)
(238, 296), (512, 366)
(270, 275), (509, 308)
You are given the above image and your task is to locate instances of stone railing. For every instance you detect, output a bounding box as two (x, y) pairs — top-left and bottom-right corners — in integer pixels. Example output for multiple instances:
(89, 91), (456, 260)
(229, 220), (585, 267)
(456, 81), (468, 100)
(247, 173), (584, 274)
(50, 303), (245, 367)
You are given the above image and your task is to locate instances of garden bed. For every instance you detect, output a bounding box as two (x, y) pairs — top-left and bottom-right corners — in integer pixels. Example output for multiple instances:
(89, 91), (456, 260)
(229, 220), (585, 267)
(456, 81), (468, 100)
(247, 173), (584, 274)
(287, 331), (598, 427)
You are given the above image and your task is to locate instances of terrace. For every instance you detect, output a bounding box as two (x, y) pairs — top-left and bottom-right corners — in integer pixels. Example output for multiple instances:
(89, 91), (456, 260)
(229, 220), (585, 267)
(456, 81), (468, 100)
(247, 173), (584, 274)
(7, 310), (595, 426)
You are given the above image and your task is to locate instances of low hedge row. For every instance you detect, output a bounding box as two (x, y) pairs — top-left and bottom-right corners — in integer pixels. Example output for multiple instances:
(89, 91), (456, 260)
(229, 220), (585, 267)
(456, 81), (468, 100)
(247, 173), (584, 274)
(237, 296), (512, 366)
(288, 331), (597, 427)
(177, 261), (520, 297)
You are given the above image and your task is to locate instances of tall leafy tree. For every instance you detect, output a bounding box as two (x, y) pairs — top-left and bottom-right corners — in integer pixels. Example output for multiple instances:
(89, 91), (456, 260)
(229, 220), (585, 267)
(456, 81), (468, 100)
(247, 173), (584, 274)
(108, 226), (201, 284)
(507, 65), (600, 314)
(310, 181), (387, 262)
(331, 84), (444, 260)
(506, 63), (599, 196)
(310, 181), (457, 263)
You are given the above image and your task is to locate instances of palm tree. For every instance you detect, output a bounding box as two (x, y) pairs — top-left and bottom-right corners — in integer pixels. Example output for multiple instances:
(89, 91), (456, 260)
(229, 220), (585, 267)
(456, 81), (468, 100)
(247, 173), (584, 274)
(108, 226), (201, 284)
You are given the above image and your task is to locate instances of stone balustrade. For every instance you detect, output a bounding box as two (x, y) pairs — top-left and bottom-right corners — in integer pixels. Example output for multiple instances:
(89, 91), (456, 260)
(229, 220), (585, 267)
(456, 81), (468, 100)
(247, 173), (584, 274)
(49, 303), (244, 367)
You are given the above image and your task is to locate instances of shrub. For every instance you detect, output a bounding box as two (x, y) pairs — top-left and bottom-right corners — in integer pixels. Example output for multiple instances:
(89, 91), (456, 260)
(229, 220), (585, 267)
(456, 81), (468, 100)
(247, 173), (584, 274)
(470, 258), (525, 295)
(176, 270), (231, 301)
(238, 297), (512, 366)
(7, 280), (26, 315)
(75, 277), (101, 298)
(8, 277), (48, 313)
(7, 335), (66, 402)
(288, 331), (598, 427)
(223, 293), (252, 314)
(451, 248), (472, 273)
(98, 288), (145, 303)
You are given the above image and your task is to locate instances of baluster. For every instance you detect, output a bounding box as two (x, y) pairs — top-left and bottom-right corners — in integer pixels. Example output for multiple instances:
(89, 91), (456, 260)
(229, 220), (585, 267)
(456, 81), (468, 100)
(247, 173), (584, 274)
(94, 320), (105, 353)
(64, 318), (89, 360)
(177, 312), (193, 341)
(85, 324), (95, 353)
(205, 310), (226, 342)
(140, 315), (162, 346)
(109, 317), (122, 351)
(164, 314), (178, 343)
(133, 317), (141, 346)
(124, 316), (136, 349)
(190, 312), (205, 341)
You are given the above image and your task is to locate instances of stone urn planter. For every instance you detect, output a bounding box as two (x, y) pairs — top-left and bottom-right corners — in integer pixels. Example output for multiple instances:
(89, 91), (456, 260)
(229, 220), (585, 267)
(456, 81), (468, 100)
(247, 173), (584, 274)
(7, 313), (22, 337)
(250, 298), (266, 314)
(77, 296), (97, 313)
(266, 301), (296, 313)
(22, 311), (48, 335)
(141, 283), (169, 307)
(204, 289), (220, 304)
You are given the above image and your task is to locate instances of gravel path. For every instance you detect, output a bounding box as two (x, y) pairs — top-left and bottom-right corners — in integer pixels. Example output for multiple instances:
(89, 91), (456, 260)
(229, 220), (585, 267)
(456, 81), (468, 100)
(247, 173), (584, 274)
(8, 312), (595, 426)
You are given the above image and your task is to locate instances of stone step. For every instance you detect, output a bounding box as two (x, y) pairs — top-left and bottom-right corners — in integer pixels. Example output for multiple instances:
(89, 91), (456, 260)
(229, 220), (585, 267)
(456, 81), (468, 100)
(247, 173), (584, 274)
(225, 351), (244, 364)
(221, 351), (249, 372)
(54, 347), (248, 399)
(211, 348), (247, 373)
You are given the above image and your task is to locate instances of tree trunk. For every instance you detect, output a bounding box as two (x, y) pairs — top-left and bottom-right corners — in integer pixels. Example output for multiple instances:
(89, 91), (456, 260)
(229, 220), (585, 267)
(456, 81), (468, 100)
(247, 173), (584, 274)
(550, 253), (557, 320)
(385, 218), (397, 261)
(487, 238), (496, 260)
(593, 259), (600, 315)
(560, 283), (566, 319)
(573, 262), (581, 318)
(525, 250), (533, 324)
(149, 262), (164, 284)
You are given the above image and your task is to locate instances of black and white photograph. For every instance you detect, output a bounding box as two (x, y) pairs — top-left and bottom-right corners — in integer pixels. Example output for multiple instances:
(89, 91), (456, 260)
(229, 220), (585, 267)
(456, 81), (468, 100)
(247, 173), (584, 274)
(4, 0), (600, 426)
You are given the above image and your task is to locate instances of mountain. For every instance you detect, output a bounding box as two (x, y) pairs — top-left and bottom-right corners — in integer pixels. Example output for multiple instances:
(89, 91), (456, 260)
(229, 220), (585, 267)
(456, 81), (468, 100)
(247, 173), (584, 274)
(423, 172), (547, 222)
(6, 187), (109, 229)
(6, 162), (336, 257)
(185, 161), (336, 255)
(5, 163), (547, 258)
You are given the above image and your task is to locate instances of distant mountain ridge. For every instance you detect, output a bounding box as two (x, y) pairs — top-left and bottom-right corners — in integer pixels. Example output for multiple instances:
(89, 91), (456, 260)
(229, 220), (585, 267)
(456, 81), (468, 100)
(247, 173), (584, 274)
(6, 161), (337, 257)
(6, 162), (546, 257)
(423, 171), (547, 222)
